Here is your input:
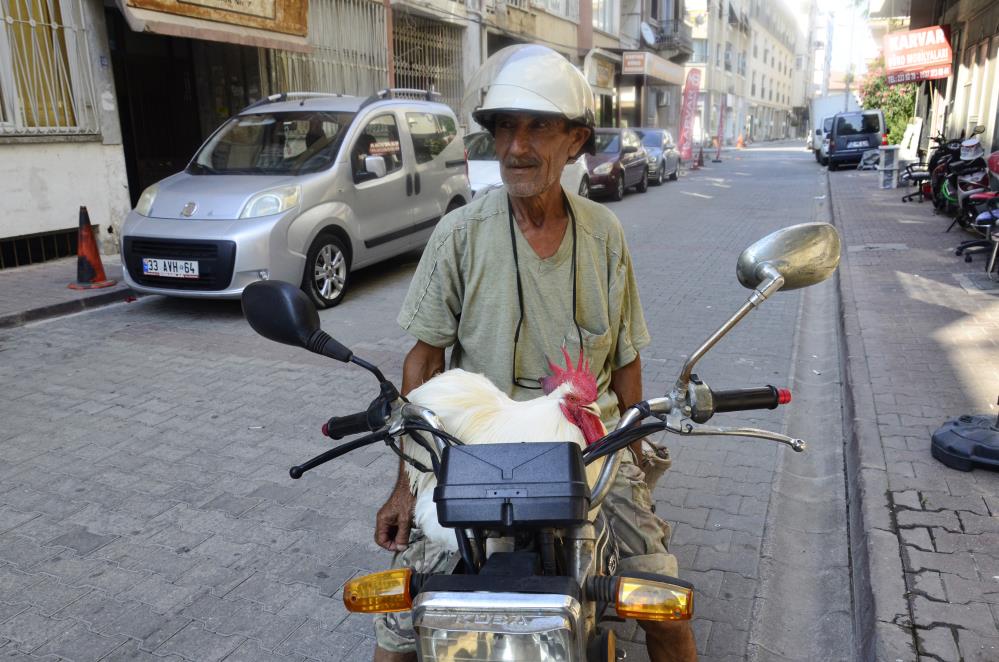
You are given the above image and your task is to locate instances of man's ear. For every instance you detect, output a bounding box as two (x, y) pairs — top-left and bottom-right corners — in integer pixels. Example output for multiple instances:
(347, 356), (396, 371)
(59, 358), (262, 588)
(566, 125), (591, 162)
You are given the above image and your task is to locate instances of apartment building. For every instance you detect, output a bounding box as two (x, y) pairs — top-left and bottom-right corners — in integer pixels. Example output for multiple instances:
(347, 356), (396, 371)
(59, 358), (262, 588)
(0, 0), (691, 263)
(909, 0), (999, 153)
(745, 0), (805, 141)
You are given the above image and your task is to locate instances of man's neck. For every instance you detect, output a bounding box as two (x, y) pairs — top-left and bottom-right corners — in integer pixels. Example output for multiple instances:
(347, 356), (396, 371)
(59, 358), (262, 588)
(509, 185), (568, 259)
(509, 184), (567, 228)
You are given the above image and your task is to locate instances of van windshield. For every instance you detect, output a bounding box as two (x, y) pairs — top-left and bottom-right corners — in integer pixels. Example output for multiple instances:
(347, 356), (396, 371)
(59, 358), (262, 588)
(835, 113), (880, 136)
(823, 117), (833, 132)
(189, 111), (355, 175)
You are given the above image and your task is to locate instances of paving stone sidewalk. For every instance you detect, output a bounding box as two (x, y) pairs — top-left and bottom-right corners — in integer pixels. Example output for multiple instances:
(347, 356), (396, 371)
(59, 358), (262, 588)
(830, 170), (999, 661)
(0, 255), (134, 329)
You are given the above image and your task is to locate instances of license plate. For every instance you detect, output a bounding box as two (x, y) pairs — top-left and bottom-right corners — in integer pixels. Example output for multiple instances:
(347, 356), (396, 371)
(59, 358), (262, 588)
(848, 141), (868, 148)
(142, 258), (199, 278)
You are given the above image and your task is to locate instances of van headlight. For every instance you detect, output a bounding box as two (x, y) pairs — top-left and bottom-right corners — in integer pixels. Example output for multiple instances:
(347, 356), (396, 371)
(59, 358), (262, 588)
(593, 162), (614, 175)
(134, 183), (159, 217)
(239, 186), (301, 219)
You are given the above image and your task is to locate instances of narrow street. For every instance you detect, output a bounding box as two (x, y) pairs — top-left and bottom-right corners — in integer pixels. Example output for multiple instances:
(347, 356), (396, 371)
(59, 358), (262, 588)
(0, 144), (849, 661)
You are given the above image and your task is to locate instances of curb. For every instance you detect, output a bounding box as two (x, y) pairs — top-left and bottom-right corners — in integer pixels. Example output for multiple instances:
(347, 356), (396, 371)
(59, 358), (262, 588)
(827, 170), (919, 660)
(0, 288), (140, 330)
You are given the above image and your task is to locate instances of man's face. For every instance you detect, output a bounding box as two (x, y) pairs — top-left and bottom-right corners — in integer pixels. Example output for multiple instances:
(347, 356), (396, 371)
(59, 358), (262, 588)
(493, 113), (590, 198)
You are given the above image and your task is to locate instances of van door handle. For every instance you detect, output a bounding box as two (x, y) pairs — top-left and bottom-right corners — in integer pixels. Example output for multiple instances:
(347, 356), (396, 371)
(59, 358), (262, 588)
(414, 172), (421, 195)
(406, 174), (413, 196)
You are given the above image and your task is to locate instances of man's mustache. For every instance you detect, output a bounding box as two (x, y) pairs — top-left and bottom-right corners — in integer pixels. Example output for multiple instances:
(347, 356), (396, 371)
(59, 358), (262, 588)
(503, 159), (540, 168)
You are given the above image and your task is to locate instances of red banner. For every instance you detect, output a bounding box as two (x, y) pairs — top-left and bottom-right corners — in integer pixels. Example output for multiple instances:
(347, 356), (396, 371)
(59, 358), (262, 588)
(884, 26), (952, 85)
(677, 68), (701, 161)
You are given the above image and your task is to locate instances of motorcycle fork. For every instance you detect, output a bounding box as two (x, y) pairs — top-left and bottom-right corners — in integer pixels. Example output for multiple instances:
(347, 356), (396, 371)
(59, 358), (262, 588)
(565, 523), (598, 642)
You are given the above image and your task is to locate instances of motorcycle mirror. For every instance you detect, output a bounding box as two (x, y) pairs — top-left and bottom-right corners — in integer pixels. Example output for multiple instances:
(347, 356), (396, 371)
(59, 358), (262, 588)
(242, 280), (321, 349)
(736, 222), (841, 291)
(241, 281), (353, 363)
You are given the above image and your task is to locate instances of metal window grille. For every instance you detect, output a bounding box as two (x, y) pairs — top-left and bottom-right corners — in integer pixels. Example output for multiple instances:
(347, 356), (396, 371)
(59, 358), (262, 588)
(0, 0), (98, 135)
(392, 13), (463, 113)
(263, 0), (389, 98)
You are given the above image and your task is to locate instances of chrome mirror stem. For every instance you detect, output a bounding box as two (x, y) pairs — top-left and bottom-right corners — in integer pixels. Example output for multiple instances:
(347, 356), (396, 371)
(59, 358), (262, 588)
(675, 265), (785, 398)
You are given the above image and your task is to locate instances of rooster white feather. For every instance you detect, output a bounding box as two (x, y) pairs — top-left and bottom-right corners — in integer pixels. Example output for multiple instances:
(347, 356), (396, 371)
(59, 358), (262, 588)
(402, 350), (606, 550)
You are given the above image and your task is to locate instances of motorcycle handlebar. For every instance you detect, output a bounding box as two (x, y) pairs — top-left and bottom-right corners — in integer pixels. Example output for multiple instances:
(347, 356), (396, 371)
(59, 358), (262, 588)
(711, 386), (790, 413)
(323, 411), (374, 440)
(290, 430), (386, 479)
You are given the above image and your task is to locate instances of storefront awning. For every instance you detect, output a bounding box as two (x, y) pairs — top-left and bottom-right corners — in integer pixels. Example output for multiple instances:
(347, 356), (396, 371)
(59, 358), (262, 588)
(621, 51), (684, 86)
(116, 1), (311, 53)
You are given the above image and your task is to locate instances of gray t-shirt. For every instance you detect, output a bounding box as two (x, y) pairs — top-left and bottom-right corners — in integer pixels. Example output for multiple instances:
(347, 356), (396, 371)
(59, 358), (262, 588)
(397, 187), (650, 428)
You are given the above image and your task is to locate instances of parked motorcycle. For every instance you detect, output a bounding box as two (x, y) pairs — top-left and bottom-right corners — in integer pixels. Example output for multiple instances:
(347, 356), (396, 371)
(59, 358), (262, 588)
(930, 125), (985, 213)
(241, 222), (842, 661)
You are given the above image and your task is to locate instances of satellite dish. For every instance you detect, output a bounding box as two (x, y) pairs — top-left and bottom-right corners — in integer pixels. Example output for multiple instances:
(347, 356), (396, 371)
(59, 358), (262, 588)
(641, 22), (657, 47)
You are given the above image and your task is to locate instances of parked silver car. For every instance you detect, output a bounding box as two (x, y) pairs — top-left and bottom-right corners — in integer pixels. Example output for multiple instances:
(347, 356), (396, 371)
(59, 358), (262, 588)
(635, 128), (680, 185)
(121, 90), (470, 307)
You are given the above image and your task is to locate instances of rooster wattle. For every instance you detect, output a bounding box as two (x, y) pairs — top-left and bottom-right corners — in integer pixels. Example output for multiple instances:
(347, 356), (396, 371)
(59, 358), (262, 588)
(403, 348), (606, 549)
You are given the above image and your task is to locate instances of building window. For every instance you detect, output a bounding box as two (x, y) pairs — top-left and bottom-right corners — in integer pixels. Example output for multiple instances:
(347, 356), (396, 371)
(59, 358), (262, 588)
(593, 0), (619, 34)
(691, 38), (708, 63)
(715, 44), (721, 66)
(0, 0), (98, 136)
(724, 42), (732, 71)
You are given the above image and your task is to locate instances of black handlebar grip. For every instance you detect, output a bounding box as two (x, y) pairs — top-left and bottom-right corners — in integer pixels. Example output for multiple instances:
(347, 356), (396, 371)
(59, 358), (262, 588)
(712, 386), (791, 413)
(322, 411), (372, 440)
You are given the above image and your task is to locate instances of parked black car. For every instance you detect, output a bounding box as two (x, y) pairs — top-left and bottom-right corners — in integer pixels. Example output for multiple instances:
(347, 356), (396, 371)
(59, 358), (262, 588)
(587, 128), (649, 200)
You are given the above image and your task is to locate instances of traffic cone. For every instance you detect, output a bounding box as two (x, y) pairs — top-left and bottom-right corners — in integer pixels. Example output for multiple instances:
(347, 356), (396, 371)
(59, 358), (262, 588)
(695, 145), (705, 169)
(736, 134), (744, 149)
(68, 206), (117, 290)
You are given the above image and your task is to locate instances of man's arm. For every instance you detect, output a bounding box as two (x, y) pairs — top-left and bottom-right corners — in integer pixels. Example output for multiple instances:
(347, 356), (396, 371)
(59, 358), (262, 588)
(374, 340), (445, 551)
(609, 353), (645, 458)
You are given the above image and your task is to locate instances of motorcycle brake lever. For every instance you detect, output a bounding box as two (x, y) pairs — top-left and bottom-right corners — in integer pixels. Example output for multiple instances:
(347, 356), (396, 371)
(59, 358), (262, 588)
(663, 418), (806, 452)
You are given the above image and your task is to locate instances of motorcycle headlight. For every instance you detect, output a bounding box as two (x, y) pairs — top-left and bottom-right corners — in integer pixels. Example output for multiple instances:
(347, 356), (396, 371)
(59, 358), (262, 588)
(134, 183), (159, 217)
(239, 185), (301, 219)
(418, 628), (575, 662)
(593, 162), (613, 175)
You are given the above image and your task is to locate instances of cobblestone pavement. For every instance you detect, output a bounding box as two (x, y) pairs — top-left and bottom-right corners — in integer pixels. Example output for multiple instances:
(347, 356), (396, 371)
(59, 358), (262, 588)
(830, 170), (999, 662)
(0, 142), (842, 661)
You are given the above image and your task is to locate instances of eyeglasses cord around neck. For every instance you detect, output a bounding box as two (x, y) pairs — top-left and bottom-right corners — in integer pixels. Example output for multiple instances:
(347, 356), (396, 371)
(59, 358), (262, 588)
(508, 193), (583, 390)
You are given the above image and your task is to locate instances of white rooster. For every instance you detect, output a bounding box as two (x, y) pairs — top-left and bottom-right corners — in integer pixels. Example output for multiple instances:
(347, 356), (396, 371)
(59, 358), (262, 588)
(403, 348), (607, 549)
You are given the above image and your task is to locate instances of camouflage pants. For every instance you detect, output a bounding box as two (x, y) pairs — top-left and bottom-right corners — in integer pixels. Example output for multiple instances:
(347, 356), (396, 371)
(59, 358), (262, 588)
(373, 453), (677, 653)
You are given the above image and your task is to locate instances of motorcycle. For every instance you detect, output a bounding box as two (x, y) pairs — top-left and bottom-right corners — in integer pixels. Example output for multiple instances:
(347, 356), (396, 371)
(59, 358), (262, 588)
(241, 222), (842, 661)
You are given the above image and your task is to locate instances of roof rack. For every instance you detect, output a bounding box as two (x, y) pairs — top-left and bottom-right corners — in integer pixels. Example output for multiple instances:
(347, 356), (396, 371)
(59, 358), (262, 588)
(359, 87), (442, 110)
(241, 92), (345, 112)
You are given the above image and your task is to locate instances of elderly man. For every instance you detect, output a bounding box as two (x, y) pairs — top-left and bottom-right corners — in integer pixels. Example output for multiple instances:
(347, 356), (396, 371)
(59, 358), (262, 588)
(372, 45), (697, 662)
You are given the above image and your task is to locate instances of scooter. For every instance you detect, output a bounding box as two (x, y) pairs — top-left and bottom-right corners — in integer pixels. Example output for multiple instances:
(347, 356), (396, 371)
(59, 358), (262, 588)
(932, 125), (986, 213)
(241, 222), (842, 661)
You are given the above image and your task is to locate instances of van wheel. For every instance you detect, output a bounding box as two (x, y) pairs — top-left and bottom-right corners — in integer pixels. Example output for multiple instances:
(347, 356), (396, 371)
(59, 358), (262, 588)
(304, 232), (350, 308)
(828, 161), (838, 171)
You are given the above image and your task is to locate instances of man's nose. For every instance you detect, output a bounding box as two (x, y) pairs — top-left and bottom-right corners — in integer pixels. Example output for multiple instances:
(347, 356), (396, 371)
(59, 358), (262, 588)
(506, 125), (533, 156)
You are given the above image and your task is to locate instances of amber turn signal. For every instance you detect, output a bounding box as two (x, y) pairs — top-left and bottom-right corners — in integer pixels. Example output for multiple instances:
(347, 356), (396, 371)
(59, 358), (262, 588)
(343, 568), (413, 613)
(615, 576), (694, 621)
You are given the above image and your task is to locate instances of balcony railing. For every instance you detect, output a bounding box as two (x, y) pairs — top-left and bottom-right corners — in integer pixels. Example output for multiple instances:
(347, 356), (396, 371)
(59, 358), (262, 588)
(657, 20), (693, 54)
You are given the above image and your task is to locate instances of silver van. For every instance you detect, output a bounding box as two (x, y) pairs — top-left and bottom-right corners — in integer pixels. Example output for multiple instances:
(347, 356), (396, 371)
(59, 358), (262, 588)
(121, 90), (470, 307)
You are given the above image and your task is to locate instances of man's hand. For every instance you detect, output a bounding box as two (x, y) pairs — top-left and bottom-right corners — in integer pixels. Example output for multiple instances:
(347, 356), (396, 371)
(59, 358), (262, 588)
(375, 485), (415, 552)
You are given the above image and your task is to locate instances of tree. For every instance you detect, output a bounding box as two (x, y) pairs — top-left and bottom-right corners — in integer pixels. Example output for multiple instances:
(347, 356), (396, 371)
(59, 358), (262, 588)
(859, 58), (917, 144)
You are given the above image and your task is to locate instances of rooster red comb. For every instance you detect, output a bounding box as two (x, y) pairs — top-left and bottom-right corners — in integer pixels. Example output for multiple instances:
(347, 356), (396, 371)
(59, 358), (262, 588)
(541, 346), (598, 403)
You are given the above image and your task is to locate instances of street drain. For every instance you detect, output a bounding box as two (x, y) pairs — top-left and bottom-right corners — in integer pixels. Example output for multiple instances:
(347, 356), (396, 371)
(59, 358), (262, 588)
(953, 272), (999, 293)
(847, 243), (910, 252)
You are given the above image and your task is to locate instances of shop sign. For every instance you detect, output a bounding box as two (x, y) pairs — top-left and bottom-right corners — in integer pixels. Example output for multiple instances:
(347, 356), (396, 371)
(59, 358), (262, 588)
(622, 51), (684, 85)
(883, 26), (952, 85)
(127, 0), (307, 35)
(595, 59), (615, 89)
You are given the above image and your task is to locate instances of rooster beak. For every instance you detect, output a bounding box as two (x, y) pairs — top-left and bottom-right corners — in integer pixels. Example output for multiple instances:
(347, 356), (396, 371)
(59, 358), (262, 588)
(583, 402), (602, 418)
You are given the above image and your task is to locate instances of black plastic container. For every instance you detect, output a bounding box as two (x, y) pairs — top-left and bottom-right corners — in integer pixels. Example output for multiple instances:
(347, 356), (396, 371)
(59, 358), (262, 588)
(434, 441), (590, 529)
(931, 414), (999, 472)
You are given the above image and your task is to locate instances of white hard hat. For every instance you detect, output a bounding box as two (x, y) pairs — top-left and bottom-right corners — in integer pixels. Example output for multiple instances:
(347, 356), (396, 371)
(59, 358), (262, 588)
(960, 136), (984, 161)
(465, 44), (596, 155)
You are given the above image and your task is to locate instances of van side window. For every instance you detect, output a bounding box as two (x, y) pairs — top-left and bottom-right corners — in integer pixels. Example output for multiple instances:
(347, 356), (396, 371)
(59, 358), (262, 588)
(353, 114), (403, 176)
(406, 112), (457, 164)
